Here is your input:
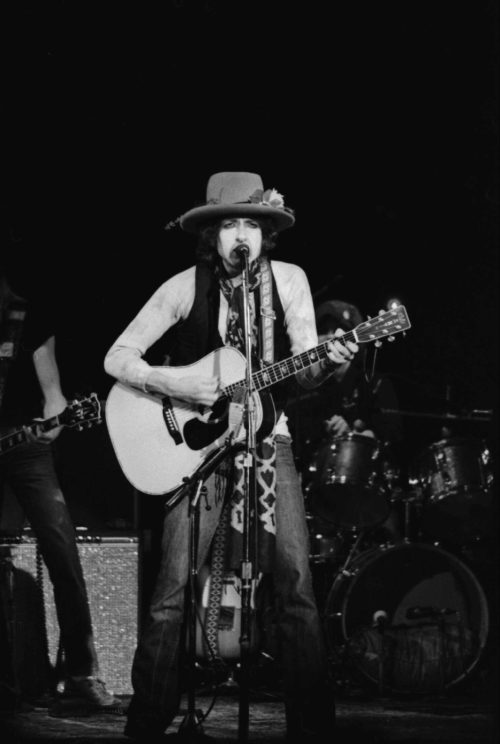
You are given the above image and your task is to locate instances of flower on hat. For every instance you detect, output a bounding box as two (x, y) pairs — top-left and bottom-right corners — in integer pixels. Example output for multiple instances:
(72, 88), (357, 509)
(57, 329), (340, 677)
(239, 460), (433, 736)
(249, 188), (285, 210)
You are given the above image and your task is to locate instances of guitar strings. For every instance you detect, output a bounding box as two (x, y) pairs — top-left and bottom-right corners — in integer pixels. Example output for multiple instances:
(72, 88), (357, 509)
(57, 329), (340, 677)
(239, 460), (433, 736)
(220, 332), (356, 398)
(218, 309), (407, 400)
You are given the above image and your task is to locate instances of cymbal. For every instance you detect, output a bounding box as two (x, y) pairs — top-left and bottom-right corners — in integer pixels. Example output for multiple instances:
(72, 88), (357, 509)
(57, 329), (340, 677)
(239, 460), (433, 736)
(380, 408), (493, 422)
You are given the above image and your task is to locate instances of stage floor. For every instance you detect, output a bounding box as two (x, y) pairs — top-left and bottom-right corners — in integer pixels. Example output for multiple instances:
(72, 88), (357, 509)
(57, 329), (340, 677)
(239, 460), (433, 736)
(0, 692), (495, 743)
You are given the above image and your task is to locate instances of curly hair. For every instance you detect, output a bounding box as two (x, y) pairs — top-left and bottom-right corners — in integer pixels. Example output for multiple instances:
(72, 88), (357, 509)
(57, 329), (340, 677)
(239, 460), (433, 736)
(195, 216), (278, 267)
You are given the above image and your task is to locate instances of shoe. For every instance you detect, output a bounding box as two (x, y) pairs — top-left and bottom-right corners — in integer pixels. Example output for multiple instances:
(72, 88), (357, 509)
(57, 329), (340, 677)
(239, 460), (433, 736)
(62, 676), (122, 709)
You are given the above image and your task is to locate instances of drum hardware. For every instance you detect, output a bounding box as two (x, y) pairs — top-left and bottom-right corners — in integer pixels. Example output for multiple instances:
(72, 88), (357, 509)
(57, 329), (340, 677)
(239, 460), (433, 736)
(380, 408), (494, 423)
(309, 534), (343, 563)
(405, 606), (458, 620)
(404, 606), (460, 696)
(373, 610), (389, 696)
(389, 489), (423, 543)
(306, 512), (350, 564)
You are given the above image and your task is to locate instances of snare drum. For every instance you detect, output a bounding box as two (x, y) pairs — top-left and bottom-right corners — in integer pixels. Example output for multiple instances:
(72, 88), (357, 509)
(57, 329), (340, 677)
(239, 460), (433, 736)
(310, 433), (389, 530)
(411, 438), (493, 542)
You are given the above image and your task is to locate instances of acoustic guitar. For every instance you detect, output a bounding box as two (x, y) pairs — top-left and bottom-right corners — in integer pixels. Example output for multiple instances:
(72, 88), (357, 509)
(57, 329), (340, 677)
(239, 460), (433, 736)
(105, 306), (411, 495)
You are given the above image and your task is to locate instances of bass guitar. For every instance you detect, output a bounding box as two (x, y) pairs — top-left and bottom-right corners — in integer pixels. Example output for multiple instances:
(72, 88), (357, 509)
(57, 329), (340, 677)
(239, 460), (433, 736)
(0, 394), (102, 455)
(105, 306), (410, 495)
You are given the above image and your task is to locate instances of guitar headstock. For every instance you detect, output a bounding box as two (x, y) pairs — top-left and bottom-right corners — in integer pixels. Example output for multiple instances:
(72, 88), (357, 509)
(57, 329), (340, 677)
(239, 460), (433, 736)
(354, 306), (411, 344)
(58, 393), (102, 431)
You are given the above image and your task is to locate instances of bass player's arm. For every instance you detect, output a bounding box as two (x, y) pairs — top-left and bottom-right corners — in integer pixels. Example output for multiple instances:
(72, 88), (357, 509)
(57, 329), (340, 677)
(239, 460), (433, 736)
(30, 336), (67, 442)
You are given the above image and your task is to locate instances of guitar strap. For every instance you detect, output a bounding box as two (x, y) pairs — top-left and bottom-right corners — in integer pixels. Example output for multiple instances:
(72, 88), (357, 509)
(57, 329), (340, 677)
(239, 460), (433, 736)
(0, 305), (27, 415)
(204, 502), (231, 668)
(259, 258), (276, 365)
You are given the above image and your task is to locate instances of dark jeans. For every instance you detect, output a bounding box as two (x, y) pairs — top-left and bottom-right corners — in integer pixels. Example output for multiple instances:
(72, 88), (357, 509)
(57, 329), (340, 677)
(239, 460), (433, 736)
(128, 435), (328, 734)
(0, 441), (98, 677)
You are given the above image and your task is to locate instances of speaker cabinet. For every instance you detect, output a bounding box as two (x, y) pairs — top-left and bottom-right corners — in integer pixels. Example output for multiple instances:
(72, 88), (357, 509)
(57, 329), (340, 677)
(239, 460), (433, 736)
(0, 533), (139, 696)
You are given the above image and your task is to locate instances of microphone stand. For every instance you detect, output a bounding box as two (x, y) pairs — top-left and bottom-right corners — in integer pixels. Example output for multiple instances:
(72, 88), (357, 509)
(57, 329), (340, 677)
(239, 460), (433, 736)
(237, 248), (258, 743)
(174, 440), (238, 743)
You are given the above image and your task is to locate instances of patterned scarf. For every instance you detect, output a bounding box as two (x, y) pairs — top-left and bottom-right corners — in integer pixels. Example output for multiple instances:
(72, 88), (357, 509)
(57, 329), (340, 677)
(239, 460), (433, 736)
(217, 259), (277, 573)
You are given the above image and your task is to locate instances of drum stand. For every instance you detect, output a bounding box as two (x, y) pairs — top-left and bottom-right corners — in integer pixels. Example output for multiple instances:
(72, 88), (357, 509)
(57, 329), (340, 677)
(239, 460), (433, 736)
(390, 488), (423, 543)
(374, 612), (388, 697)
(323, 528), (369, 693)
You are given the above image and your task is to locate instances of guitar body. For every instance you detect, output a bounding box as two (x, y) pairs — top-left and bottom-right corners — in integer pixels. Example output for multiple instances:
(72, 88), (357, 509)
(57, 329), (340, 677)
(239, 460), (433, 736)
(193, 566), (262, 660)
(105, 347), (276, 495)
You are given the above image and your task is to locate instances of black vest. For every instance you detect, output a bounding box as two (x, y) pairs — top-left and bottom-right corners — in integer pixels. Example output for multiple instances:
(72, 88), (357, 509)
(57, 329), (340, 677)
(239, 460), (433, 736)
(171, 263), (292, 409)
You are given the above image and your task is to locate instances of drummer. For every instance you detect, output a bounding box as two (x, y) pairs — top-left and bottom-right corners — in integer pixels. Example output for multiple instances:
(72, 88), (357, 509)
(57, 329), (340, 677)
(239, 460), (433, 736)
(309, 300), (404, 543)
(315, 300), (403, 445)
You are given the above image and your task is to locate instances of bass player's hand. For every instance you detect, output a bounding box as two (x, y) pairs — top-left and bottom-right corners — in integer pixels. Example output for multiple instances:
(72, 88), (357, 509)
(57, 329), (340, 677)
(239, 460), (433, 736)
(145, 369), (220, 407)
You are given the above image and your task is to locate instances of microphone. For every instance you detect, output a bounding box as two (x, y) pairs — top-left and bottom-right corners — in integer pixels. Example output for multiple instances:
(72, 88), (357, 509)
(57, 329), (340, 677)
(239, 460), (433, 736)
(234, 244), (250, 256)
(373, 610), (389, 627)
(405, 606), (457, 620)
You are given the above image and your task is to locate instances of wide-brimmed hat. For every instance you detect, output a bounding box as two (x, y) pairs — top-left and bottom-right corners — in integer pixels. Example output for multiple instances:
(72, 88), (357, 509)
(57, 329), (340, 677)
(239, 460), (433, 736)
(179, 172), (295, 233)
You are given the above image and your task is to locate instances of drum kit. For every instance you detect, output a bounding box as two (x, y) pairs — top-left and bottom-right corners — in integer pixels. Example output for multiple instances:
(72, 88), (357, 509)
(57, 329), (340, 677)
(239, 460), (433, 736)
(302, 416), (494, 695)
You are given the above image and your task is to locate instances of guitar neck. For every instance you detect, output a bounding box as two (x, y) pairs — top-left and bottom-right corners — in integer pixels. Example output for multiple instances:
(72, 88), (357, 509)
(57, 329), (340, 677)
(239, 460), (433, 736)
(0, 415), (61, 454)
(224, 331), (356, 397)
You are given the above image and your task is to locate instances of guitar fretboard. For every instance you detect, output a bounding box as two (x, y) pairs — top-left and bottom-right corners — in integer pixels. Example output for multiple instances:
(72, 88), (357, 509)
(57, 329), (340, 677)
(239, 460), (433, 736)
(0, 394), (101, 456)
(222, 331), (356, 398)
(0, 416), (60, 454)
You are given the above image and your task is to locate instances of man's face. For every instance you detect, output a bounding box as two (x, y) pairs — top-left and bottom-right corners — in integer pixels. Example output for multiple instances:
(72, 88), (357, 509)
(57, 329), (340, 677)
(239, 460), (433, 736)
(217, 217), (262, 276)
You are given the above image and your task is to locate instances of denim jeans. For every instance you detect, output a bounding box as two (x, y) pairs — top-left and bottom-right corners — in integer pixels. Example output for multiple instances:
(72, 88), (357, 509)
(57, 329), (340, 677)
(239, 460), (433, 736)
(128, 435), (328, 733)
(0, 441), (98, 677)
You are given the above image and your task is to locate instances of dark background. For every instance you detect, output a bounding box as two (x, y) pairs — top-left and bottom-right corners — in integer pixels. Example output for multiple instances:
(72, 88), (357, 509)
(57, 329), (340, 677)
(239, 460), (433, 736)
(1, 1), (498, 525)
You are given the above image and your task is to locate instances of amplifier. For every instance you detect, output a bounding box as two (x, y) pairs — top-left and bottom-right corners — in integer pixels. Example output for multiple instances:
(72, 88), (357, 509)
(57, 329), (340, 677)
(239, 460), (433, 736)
(0, 533), (139, 696)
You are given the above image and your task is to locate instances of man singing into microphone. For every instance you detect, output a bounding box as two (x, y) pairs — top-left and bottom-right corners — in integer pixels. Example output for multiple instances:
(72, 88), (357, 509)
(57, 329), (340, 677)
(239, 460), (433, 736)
(104, 172), (358, 742)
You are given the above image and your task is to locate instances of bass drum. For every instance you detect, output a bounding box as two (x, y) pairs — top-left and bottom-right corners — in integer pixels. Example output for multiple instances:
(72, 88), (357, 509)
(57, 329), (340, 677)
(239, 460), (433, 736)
(325, 543), (489, 693)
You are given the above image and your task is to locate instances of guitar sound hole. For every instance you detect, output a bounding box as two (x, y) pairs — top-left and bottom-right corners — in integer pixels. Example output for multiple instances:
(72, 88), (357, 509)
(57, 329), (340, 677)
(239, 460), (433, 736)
(183, 398), (230, 451)
(202, 398), (229, 425)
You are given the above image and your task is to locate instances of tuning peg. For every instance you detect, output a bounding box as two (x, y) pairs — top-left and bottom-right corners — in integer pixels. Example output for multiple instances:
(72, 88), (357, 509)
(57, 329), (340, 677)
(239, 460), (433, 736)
(76, 424), (83, 432)
(375, 340), (383, 348)
(388, 335), (395, 342)
(378, 309), (385, 316)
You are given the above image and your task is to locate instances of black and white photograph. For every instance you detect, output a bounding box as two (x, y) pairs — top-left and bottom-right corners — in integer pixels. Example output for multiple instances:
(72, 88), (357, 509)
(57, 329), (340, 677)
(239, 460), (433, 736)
(1, 2), (498, 742)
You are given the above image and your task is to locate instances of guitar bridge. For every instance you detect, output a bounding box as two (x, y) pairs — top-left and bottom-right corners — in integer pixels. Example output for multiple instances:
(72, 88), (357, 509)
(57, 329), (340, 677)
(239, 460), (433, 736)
(161, 396), (183, 445)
